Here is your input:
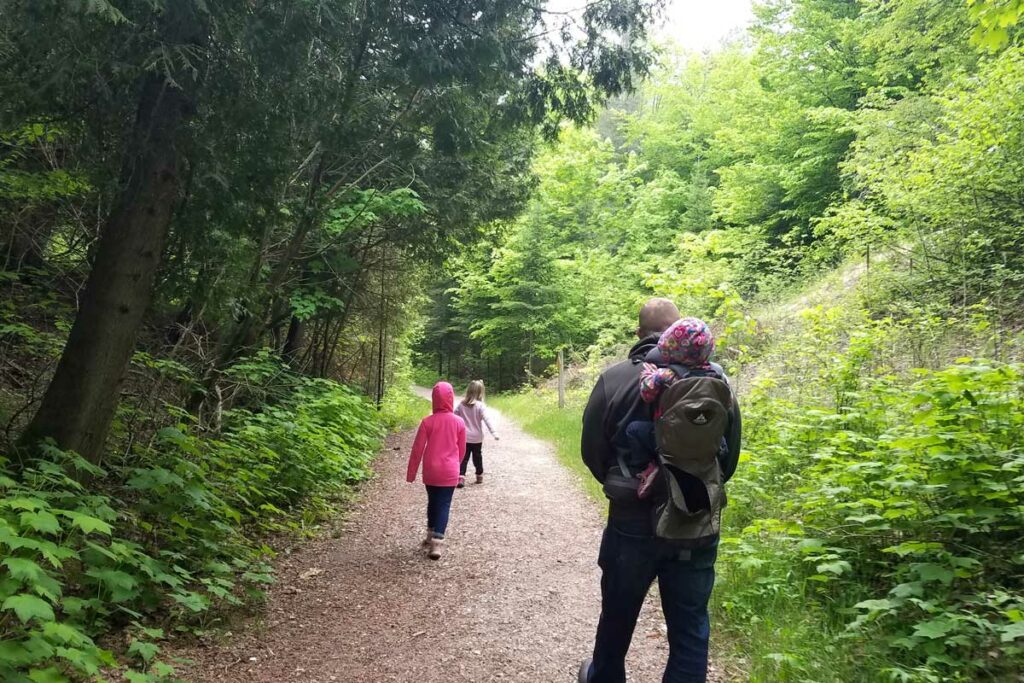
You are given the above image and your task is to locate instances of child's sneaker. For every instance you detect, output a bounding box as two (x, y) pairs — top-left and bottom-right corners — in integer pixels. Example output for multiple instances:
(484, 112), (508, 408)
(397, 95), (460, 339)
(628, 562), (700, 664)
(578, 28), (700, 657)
(475, 474), (484, 484)
(428, 538), (444, 560)
(637, 462), (660, 499)
(457, 476), (465, 488)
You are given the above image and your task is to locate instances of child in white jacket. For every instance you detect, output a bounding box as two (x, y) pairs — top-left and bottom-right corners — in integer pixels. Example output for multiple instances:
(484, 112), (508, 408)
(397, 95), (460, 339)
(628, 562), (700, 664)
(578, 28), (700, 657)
(454, 380), (499, 487)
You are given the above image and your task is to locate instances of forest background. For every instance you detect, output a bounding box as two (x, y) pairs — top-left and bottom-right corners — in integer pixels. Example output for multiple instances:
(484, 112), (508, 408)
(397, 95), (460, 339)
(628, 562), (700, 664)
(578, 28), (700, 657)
(416, 0), (1024, 680)
(0, 1), (658, 680)
(1, 0), (1024, 681)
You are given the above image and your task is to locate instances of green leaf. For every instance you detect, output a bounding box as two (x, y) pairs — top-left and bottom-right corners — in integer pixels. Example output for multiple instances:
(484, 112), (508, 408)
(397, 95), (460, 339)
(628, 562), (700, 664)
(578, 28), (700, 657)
(797, 538), (826, 553)
(56, 511), (112, 536)
(84, 568), (138, 601)
(152, 661), (176, 676)
(0, 638), (38, 666)
(912, 563), (955, 585)
(3, 497), (46, 512)
(1000, 621), (1024, 642)
(889, 582), (924, 599)
(18, 511), (60, 535)
(28, 667), (67, 683)
(41, 621), (91, 646)
(816, 560), (851, 576)
(3, 557), (47, 583)
(127, 638), (160, 662)
(912, 617), (958, 640)
(883, 541), (944, 557)
(2, 594), (55, 623)
(853, 598), (897, 613)
(171, 591), (210, 613)
(33, 540), (77, 569)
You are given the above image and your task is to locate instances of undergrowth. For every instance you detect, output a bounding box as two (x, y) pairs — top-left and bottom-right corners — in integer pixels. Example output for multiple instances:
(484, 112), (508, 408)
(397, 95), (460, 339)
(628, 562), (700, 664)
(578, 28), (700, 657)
(487, 298), (1024, 681)
(0, 356), (384, 682)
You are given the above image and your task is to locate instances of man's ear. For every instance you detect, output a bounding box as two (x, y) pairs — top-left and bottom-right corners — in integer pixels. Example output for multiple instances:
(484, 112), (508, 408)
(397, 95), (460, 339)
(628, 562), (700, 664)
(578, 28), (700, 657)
(635, 327), (644, 339)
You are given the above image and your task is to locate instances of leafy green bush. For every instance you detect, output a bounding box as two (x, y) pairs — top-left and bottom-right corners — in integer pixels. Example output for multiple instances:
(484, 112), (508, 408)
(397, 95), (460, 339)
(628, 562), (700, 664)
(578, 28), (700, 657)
(722, 316), (1024, 680)
(0, 367), (382, 681)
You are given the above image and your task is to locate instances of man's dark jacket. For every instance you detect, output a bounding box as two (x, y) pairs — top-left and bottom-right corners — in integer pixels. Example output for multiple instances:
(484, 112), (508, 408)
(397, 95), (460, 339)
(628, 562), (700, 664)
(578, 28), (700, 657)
(581, 335), (742, 520)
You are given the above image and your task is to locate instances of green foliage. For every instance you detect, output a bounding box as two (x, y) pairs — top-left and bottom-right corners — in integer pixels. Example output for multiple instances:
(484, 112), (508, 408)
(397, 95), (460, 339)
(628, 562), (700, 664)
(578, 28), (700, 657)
(378, 386), (428, 433)
(378, 335), (430, 432)
(0, 357), (382, 680)
(423, 0), (1024, 392)
(717, 305), (1024, 680)
(967, 0), (1024, 50)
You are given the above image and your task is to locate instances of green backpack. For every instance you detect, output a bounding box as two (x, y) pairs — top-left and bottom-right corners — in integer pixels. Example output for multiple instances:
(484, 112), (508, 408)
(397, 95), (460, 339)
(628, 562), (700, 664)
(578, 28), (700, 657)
(653, 368), (733, 547)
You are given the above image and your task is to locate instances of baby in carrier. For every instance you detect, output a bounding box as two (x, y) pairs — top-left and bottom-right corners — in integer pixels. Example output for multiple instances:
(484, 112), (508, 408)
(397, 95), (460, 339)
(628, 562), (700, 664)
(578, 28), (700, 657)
(626, 317), (722, 501)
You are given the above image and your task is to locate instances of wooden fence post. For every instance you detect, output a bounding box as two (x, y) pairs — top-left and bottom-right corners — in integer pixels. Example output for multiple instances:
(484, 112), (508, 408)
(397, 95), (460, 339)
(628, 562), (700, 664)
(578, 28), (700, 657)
(557, 348), (565, 409)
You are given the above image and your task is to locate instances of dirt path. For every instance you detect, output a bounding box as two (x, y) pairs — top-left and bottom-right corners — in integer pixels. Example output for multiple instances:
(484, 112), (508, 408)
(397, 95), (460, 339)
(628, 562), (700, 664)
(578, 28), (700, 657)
(180, 392), (724, 682)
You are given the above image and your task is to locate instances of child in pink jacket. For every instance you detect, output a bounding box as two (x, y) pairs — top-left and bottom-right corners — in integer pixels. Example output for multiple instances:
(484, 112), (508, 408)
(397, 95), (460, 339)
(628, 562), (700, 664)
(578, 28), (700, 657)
(407, 382), (466, 560)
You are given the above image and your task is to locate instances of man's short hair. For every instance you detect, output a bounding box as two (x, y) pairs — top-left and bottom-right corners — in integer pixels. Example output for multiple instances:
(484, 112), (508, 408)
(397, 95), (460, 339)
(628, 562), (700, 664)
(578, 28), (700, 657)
(638, 298), (680, 339)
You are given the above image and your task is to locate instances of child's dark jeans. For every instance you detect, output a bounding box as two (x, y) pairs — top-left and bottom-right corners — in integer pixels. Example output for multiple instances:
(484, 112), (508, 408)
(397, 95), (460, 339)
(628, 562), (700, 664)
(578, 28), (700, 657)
(625, 421), (658, 464)
(624, 421), (661, 499)
(425, 485), (455, 539)
(459, 442), (483, 476)
(626, 420), (721, 511)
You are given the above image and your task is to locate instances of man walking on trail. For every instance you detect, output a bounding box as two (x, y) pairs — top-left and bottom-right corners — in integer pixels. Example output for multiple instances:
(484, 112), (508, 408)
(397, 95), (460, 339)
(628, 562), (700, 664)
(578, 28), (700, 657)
(578, 298), (742, 683)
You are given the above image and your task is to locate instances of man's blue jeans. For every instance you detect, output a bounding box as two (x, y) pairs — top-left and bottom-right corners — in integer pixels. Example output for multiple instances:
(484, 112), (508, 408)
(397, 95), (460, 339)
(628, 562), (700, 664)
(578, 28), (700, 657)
(589, 517), (718, 683)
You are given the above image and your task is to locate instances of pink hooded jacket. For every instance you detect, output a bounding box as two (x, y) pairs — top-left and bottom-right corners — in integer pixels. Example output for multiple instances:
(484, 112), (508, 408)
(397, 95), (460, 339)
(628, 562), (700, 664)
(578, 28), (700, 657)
(406, 382), (467, 486)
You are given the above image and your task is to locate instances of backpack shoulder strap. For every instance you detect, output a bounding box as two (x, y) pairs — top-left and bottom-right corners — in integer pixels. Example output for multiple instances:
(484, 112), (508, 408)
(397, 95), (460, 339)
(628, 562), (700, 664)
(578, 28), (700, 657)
(663, 365), (732, 408)
(668, 364), (725, 381)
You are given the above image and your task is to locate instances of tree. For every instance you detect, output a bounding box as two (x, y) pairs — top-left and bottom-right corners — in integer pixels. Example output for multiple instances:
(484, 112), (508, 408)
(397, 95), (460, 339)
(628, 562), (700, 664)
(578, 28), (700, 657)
(7, 0), (663, 461)
(17, 1), (206, 461)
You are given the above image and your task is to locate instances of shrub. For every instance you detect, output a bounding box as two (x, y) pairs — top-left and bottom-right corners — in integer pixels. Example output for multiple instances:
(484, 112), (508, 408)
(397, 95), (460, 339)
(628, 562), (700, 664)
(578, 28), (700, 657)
(723, 312), (1024, 680)
(1, 367), (382, 681)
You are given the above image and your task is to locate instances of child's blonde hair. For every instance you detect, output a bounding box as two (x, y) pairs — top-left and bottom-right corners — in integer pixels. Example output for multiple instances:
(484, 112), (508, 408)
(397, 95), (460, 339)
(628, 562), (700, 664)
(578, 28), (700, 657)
(463, 380), (485, 406)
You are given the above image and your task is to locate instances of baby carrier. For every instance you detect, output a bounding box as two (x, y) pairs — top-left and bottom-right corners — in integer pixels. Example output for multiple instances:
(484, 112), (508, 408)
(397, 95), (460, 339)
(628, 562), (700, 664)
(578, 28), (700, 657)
(651, 365), (733, 547)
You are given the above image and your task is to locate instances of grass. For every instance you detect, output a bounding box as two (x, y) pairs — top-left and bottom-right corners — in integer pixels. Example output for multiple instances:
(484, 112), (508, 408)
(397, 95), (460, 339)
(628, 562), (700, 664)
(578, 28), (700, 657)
(379, 384), (429, 431)
(709, 556), (885, 681)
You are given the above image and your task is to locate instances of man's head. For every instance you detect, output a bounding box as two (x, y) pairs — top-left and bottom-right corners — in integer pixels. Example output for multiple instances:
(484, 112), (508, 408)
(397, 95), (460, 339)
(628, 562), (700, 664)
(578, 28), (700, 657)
(636, 298), (680, 339)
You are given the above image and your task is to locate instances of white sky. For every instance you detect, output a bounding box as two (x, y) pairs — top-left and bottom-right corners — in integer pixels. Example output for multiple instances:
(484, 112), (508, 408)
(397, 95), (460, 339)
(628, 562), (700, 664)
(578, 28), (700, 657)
(540, 0), (756, 58)
(656, 0), (755, 51)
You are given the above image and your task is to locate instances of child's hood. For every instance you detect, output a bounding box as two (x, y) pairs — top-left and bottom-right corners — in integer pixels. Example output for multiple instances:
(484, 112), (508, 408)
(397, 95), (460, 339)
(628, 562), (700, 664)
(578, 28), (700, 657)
(431, 382), (455, 413)
(658, 317), (715, 367)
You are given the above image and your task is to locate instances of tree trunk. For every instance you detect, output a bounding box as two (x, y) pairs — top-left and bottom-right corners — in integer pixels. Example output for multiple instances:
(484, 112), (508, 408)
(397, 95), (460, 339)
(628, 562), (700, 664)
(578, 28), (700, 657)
(557, 348), (565, 409)
(282, 315), (304, 365)
(19, 25), (198, 462)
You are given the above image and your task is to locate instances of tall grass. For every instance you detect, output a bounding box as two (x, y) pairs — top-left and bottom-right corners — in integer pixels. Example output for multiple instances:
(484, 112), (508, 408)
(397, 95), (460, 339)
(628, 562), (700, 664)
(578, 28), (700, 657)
(379, 384), (429, 431)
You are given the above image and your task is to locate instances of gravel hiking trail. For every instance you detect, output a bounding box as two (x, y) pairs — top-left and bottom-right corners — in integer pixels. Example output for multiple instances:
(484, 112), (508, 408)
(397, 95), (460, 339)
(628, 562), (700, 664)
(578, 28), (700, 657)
(179, 390), (726, 682)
